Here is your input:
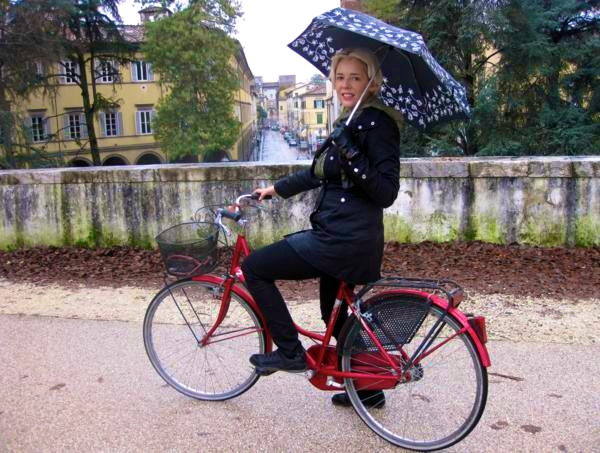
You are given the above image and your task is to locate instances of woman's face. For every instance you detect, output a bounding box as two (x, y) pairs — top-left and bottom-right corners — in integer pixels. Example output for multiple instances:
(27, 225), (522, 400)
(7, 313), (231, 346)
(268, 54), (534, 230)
(334, 57), (373, 109)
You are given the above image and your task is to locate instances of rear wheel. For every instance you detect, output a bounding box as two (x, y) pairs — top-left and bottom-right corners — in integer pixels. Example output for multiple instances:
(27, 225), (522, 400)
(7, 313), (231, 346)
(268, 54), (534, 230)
(340, 294), (487, 451)
(143, 279), (266, 401)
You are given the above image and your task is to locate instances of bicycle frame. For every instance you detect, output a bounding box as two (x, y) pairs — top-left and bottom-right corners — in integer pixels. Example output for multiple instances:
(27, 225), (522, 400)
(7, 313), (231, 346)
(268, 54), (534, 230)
(192, 218), (490, 391)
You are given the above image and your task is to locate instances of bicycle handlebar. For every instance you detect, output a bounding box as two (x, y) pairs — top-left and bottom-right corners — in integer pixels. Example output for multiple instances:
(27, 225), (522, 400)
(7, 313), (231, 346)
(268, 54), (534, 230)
(212, 192), (273, 229)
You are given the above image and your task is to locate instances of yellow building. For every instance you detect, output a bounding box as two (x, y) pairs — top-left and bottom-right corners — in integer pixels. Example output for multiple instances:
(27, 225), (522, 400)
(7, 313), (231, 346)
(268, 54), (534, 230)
(299, 84), (329, 144)
(11, 21), (256, 167)
(281, 82), (330, 150)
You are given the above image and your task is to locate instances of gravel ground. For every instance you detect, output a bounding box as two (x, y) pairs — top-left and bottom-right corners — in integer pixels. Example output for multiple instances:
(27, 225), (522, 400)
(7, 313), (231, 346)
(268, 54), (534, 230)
(1, 278), (597, 346)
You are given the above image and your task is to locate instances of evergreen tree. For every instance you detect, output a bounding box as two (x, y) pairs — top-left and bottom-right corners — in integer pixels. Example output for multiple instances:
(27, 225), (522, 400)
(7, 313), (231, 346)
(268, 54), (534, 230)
(1, 0), (136, 167)
(364, 0), (499, 156)
(56, 0), (135, 165)
(364, 0), (600, 156)
(142, 0), (242, 161)
(481, 0), (600, 155)
(0, 0), (67, 168)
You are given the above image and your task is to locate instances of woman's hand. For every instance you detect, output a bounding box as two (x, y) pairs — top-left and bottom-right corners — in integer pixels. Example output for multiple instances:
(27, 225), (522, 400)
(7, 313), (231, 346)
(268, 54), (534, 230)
(253, 185), (277, 201)
(331, 124), (361, 160)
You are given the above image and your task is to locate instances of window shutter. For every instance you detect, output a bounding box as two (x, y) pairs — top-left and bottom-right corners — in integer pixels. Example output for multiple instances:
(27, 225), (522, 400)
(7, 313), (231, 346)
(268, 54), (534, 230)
(60, 62), (66, 84)
(63, 114), (70, 139)
(150, 110), (156, 133)
(130, 62), (137, 82)
(135, 111), (140, 134)
(81, 114), (88, 138)
(99, 112), (106, 137)
(24, 117), (33, 141)
(117, 112), (123, 136)
(147, 63), (154, 81)
(113, 61), (119, 82)
(44, 117), (51, 139)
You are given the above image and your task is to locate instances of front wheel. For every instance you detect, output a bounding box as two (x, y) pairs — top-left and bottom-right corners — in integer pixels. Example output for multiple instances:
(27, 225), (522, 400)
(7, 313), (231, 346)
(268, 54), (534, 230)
(143, 279), (266, 401)
(340, 294), (488, 451)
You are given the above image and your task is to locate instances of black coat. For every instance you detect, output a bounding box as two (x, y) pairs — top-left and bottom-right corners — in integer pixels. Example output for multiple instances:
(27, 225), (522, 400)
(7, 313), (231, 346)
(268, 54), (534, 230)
(274, 107), (401, 284)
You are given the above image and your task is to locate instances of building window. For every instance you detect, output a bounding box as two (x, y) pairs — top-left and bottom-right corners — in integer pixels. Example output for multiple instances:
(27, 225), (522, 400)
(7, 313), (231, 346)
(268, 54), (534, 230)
(131, 61), (153, 82)
(31, 116), (45, 142)
(62, 60), (79, 84)
(69, 114), (82, 139)
(316, 112), (323, 124)
(100, 111), (122, 137)
(136, 109), (154, 135)
(314, 99), (325, 109)
(97, 60), (117, 83)
(27, 113), (50, 143)
(63, 112), (86, 140)
(301, 100), (306, 109)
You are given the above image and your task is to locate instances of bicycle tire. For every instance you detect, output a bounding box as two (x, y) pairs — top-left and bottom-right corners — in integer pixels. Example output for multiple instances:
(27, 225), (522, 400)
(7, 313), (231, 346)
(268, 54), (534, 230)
(143, 278), (266, 401)
(339, 293), (487, 451)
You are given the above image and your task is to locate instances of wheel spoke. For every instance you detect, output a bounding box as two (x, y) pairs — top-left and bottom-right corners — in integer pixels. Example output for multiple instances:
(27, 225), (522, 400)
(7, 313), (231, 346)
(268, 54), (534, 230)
(341, 295), (487, 451)
(143, 280), (265, 401)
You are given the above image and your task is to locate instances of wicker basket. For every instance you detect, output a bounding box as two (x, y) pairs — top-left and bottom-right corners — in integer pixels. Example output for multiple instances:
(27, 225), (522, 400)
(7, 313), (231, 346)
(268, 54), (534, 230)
(156, 222), (220, 277)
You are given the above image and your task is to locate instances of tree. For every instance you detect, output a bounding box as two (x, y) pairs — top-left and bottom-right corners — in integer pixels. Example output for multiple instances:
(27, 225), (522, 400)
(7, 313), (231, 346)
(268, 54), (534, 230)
(364, 0), (600, 156)
(364, 0), (500, 156)
(0, 0), (68, 168)
(142, 0), (242, 161)
(1, 0), (136, 167)
(310, 73), (326, 85)
(480, 0), (600, 155)
(54, 0), (136, 165)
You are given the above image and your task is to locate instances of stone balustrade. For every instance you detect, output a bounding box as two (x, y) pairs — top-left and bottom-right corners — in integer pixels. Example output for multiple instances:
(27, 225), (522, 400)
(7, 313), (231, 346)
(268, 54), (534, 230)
(0, 156), (598, 250)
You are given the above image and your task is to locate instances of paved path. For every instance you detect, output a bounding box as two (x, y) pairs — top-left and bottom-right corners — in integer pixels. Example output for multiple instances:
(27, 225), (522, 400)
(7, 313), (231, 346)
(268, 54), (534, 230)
(1, 309), (599, 452)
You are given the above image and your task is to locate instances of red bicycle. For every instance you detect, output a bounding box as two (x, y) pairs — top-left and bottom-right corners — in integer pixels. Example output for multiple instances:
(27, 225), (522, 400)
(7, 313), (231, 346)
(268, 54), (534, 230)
(143, 193), (490, 451)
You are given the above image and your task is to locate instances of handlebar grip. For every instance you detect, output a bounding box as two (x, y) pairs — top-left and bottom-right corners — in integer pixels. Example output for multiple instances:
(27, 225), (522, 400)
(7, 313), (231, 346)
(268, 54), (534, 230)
(219, 208), (242, 222)
(251, 192), (272, 200)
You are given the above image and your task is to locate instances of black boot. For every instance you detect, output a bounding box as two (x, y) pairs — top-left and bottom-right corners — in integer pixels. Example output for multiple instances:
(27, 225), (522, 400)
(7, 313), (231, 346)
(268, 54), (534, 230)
(249, 349), (307, 375)
(331, 390), (385, 408)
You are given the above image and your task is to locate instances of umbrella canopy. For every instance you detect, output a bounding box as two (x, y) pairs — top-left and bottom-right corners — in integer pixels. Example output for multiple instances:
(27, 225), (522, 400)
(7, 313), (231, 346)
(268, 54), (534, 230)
(288, 7), (470, 131)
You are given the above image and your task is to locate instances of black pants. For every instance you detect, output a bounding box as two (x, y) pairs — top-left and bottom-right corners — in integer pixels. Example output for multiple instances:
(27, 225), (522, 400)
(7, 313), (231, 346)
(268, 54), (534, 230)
(241, 239), (349, 357)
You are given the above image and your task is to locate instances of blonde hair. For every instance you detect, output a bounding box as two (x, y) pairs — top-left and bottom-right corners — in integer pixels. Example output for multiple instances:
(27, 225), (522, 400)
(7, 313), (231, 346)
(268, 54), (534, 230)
(329, 48), (383, 101)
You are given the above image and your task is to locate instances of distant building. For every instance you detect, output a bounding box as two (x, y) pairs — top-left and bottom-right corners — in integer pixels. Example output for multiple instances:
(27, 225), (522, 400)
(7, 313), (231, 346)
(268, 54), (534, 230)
(280, 80), (332, 148)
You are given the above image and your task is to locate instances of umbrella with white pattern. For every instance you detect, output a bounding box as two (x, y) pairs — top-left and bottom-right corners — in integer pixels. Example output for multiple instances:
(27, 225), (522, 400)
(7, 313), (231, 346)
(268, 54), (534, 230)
(288, 7), (470, 130)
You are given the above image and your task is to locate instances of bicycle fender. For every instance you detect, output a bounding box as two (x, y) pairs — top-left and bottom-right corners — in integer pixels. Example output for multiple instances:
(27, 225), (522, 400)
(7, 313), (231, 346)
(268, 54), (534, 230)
(365, 289), (491, 368)
(192, 275), (274, 351)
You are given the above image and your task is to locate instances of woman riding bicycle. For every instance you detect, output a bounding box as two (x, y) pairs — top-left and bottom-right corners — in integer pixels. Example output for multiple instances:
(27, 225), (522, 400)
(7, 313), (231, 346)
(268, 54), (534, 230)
(241, 47), (402, 407)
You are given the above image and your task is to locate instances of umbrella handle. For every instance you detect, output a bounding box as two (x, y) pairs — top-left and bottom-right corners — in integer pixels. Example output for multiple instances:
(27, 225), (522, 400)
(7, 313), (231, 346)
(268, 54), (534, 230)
(345, 46), (393, 126)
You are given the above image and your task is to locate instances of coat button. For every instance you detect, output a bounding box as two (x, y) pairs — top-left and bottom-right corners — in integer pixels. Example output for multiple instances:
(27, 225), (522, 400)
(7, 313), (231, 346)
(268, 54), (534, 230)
(371, 121), (375, 126)
(362, 174), (367, 179)
(358, 125), (363, 130)
(340, 197), (346, 203)
(353, 168), (359, 173)
(330, 156), (334, 160)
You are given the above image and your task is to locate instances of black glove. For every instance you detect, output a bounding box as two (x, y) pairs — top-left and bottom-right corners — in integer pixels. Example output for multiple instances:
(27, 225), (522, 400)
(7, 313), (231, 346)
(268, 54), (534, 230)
(330, 124), (361, 160)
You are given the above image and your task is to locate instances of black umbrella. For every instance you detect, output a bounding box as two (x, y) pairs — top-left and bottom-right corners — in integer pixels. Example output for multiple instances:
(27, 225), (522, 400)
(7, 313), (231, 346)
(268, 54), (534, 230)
(288, 7), (470, 130)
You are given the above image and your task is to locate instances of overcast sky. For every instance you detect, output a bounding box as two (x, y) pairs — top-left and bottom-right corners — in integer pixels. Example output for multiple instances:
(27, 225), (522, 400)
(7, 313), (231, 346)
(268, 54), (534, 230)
(119, 0), (341, 83)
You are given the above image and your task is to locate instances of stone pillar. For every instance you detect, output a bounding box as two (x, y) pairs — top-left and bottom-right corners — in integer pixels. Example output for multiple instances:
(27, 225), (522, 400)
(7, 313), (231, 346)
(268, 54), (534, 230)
(341, 0), (362, 11)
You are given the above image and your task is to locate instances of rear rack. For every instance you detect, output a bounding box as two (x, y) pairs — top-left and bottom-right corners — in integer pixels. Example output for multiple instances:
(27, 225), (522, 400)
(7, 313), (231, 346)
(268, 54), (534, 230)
(356, 277), (465, 308)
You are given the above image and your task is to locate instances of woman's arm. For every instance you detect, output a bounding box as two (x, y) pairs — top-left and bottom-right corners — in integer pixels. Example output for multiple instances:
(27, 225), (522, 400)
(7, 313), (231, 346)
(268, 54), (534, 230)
(273, 168), (322, 199)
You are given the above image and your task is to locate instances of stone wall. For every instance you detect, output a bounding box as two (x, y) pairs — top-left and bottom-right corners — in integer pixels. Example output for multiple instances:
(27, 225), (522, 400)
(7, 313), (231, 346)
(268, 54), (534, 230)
(0, 157), (598, 250)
